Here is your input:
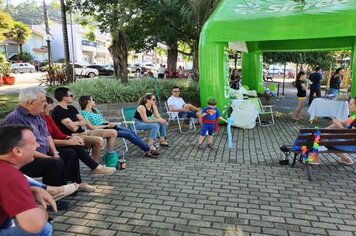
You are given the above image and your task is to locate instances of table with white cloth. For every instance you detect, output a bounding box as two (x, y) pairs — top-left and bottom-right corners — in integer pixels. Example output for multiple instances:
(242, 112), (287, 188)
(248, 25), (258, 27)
(308, 98), (349, 121)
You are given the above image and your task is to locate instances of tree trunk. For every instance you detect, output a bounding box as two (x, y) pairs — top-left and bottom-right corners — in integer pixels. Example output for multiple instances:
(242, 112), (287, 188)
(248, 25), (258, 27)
(108, 30), (128, 83)
(60, 0), (73, 83)
(19, 44), (23, 54)
(167, 42), (178, 76)
(192, 39), (199, 80)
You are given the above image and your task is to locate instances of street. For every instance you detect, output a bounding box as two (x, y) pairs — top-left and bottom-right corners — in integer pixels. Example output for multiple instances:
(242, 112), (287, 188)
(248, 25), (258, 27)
(0, 72), (47, 94)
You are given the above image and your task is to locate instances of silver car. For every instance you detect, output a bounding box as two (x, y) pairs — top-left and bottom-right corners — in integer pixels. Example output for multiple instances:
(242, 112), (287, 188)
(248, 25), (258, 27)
(11, 63), (36, 73)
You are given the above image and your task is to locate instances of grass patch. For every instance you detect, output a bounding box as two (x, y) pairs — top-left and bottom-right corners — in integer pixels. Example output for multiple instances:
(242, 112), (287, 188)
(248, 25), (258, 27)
(0, 93), (19, 118)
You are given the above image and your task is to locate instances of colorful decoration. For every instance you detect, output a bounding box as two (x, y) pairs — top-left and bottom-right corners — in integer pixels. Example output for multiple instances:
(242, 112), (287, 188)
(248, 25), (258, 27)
(345, 113), (356, 129)
(296, 127), (321, 163)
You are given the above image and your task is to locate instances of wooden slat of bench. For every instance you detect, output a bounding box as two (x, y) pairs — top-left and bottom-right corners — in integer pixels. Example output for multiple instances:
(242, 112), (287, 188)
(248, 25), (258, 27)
(297, 134), (356, 139)
(284, 145), (355, 154)
(299, 128), (356, 133)
(295, 140), (356, 146)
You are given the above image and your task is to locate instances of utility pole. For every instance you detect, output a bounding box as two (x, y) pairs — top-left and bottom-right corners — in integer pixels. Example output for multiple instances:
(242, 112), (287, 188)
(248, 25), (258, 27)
(43, 0), (52, 64)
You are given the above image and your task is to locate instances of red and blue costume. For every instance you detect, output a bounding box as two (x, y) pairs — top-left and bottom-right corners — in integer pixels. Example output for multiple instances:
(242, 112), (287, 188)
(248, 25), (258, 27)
(200, 107), (220, 136)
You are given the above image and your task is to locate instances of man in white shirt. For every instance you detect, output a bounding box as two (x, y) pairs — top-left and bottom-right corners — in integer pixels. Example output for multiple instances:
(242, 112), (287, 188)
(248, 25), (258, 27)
(157, 64), (166, 79)
(167, 86), (202, 124)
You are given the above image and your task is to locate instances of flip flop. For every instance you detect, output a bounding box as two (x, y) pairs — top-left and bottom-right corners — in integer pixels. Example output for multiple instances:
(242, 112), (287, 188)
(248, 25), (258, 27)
(337, 159), (353, 165)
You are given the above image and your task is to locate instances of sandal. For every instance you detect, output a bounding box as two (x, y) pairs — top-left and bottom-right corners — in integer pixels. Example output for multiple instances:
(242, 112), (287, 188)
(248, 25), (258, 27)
(198, 144), (203, 149)
(144, 150), (159, 158)
(207, 143), (214, 149)
(160, 141), (171, 147)
(337, 158), (353, 165)
(53, 183), (79, 201)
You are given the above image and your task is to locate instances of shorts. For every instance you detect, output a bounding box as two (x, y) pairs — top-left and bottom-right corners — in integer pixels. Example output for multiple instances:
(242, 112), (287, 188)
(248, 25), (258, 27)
(200, 124), (215, 136)
(76, 129), (105, 148)
(297, 97), (306, 101)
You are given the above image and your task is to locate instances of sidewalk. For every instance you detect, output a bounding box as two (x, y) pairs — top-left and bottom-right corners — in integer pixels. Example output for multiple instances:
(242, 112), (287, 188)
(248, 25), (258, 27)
(50, 80), (356, 236)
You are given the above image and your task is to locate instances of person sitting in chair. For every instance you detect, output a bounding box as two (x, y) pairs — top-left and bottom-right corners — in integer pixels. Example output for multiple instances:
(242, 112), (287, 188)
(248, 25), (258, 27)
(167, 86), (202, 125)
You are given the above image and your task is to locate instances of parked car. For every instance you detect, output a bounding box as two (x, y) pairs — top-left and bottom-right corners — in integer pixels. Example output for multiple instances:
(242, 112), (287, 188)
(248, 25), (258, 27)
(87, 65), (114, 76)
(11, 63), (35, 73)
(74, 64), (99, 78)
(268, 68), (284, 75)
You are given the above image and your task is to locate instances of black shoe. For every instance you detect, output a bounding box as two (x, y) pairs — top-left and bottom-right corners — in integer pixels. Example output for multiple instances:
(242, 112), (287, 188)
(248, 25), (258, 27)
(207, 143), (214, 149)
(52, 200), (70, 211)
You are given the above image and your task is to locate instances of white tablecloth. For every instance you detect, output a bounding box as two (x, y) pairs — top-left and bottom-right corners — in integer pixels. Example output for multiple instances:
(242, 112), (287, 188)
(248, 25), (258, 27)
(308, 98), (349, 121)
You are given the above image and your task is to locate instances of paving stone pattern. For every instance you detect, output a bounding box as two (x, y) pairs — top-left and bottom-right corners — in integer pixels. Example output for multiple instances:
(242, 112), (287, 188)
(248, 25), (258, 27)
(52, 84), (356, 236)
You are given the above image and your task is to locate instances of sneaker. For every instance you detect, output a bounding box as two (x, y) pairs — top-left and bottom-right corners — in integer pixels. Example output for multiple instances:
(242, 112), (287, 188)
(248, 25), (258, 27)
(79, 183), (97, 192)
(91, 165), (116, 175)
(207, 143), (214, 149)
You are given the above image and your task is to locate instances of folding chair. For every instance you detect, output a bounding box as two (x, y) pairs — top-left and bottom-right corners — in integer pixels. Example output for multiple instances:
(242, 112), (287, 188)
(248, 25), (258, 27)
(121, 107), (151, 139)
(248, 97), (275, 126)
(165, 102), (196, 133)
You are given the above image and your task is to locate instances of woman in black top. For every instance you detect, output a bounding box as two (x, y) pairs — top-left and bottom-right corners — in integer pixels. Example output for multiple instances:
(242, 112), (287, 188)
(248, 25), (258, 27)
(329, 67), (344, 97)
(291, 71), (307, 121)
(133, 93), (169, 150)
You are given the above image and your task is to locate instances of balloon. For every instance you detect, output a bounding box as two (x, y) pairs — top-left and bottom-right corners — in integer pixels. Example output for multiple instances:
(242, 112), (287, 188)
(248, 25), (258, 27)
(269, 83), (277, 92)
(227, 117), (235, 149)
(257, 84), (265, 94)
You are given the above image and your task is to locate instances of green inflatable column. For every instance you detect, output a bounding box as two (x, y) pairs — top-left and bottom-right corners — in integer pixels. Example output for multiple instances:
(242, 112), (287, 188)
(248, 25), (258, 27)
(352, 39), (356, 97)
(199, 42), (229, 118)
(241, 52), (263, 91)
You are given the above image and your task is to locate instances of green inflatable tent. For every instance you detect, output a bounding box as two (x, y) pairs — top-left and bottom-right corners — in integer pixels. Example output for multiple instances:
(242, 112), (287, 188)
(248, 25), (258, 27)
(199, 0), (356, 117)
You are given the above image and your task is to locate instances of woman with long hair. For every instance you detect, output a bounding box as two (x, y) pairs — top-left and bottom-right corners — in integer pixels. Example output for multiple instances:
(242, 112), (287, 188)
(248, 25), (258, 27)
(78, 95), (160, 158)
(133, 93), (169, 149)
(329, 67), (344, 97)
(291, 71), (307, 121)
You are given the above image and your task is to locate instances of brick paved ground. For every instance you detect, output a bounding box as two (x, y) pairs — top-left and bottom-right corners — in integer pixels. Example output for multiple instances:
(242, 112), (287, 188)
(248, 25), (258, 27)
(51, 82), (356, 236)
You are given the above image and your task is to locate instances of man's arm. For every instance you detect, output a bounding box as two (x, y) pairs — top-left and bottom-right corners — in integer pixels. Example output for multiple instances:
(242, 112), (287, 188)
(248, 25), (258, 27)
(16, 207), (48, 233)
(61, 117), (86, 132)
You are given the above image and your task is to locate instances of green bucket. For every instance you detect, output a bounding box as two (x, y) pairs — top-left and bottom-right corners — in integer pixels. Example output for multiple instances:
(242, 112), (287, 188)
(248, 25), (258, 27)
(104, 152), (119, 168)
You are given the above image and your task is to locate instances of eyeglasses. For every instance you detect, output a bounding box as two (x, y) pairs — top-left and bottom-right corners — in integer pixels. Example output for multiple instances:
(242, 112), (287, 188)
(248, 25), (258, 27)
(66, 94), (74, 98)
(173, 90), (180, 92)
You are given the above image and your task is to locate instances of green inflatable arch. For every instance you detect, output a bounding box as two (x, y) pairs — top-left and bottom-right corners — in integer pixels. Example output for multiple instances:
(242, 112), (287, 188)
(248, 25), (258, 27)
(199, 0), (356, 117)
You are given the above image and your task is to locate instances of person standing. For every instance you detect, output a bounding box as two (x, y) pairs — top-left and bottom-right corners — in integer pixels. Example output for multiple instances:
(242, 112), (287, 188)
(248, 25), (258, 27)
(329, 67), (344, 97)
(157, 64), (166, 79)
(291, 71), (307, 121)
(308, 66), (323, 106)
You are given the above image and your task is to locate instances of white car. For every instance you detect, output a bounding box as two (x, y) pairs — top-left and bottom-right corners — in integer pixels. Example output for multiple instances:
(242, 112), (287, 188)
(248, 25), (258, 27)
(268, 68), (284, 75)
(11, 63), (36, 73)
(74, 64), (99, 78)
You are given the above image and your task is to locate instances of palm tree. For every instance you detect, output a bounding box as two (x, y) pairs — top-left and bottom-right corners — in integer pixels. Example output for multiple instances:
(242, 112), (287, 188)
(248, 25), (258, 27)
(60, 0), (73, 82)
(6, 21), (31, 54)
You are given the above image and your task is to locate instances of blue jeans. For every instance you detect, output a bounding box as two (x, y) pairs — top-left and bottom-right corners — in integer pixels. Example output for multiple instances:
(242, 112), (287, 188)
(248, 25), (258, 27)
(25, 175), (47, 189)
(0, 218), (52, 236)
(133, 119), (167, 140)
(178, 111), (197, 119)
(113, 126), (150, 152)
(329, 88), (339, 97)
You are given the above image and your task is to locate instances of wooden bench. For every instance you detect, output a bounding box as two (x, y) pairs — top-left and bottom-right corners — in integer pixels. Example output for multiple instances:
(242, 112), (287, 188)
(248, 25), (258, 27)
(282, 128), (356, 181)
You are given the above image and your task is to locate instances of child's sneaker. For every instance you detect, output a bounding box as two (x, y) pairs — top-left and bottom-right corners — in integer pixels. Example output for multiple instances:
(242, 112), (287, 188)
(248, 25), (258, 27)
(198, 144), (203, 149)
(207, 143), (214, 149)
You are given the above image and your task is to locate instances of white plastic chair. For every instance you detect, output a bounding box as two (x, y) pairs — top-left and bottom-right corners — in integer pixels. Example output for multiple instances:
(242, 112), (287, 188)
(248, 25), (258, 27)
(165, 102), (196, 133)
(248, 97), (275, 126)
